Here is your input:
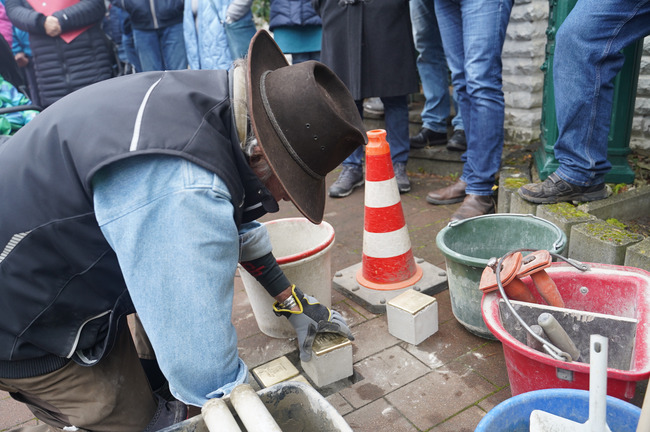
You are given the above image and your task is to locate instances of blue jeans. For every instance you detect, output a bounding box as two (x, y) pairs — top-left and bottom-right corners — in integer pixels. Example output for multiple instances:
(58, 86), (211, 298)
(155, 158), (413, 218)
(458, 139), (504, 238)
(133, 22), (188, 71)
(435, 0), (513, 195)
(93, 155), (260, 406)
(344, 95), (411, 167)
(410, 0), (463, 134)
(553, 0), (650, 186)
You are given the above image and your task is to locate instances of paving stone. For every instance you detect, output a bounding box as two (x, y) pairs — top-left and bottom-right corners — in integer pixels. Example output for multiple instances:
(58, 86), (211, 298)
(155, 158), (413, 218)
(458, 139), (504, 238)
(477, 386), (513, 413)
(325, 393), (354, 417)
(347, 317), (401, 362)
(338, 345), (430, 409)
(343, 398), (419, 432)
(401, 319), (487, 369)
(0, 394), (37, 430)
(430, 405), (487, 432)
(384, 361), (497, 431)
(237, 332), (298, 370)
(457, 341), (510, 388)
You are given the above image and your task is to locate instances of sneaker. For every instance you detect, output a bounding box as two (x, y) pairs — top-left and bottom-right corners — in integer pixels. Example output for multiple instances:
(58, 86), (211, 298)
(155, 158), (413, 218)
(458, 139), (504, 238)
(393, 162), (411, 193)
(329, 165), (364, 198)
(518, 172), (608, 204)
(410, 127), (447, 149)
(447, 129), (467, 151)
(363, 97), (384, 119)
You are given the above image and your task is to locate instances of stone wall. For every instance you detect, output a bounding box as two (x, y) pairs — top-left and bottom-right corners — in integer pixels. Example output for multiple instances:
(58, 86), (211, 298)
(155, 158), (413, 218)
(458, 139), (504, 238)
(502, 0), (650, 152)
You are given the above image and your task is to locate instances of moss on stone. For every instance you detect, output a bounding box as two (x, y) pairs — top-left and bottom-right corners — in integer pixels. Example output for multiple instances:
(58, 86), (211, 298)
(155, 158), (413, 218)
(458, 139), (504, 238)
(584, 221), (643, 245)
(504, 177), (529, 189)
(545, 202), (590, 219)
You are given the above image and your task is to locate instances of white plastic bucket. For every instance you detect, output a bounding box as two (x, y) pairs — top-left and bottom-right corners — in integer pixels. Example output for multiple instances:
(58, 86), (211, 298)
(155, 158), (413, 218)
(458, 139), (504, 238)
(238, 218), (335, 338)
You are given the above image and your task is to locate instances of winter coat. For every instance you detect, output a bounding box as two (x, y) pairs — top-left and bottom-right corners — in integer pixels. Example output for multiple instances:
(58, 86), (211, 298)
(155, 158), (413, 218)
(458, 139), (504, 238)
(269, 0), (321, 31)
(0, 69), (278, 378)
(184, 0), (232, 70)
(311, 0), (418, 100)
(5, 0), (113, 108)
(117, 0), (184, 30)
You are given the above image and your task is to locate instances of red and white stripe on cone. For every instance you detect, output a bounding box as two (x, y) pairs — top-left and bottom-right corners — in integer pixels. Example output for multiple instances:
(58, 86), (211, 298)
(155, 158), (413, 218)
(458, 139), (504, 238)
(356, 129), (423, 291)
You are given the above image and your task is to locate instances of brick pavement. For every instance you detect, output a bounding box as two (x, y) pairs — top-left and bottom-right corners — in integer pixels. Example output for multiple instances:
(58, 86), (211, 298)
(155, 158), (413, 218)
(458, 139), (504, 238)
(2, 156), (647, 431)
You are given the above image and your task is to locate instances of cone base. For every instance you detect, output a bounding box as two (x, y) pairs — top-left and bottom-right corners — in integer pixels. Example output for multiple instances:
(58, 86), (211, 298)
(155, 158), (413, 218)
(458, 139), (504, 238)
(356, 264), (424, 291)
(333, 259), (448, 314)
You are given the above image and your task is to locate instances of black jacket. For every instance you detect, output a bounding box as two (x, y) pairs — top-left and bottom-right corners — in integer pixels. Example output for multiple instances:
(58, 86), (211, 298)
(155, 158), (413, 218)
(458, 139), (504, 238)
(311, 0), (418, 100)
(5, 0), (113, 108)
(0, 69), (277, 378)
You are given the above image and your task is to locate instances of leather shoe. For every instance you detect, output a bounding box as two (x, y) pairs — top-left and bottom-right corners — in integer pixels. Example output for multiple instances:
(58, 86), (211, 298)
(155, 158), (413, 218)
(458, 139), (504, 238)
(410, 127), (447, 149)
(450, 194), (495, 221)
(426, 180), (467, 205)
(446, 129), (466, 152)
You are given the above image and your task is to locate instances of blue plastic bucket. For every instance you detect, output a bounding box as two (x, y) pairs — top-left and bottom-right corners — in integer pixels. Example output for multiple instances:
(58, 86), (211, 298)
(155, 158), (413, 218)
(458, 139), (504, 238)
(476, 389), (641, 431)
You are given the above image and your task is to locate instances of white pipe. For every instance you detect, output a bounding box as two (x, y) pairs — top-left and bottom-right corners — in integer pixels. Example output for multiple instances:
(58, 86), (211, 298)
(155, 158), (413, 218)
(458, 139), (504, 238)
(229, 384), (283, 432)
(202, 398), (242, 432)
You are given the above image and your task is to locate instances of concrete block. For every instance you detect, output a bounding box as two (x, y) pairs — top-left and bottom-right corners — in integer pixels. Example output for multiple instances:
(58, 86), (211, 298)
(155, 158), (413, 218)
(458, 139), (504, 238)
(252, 356), (299, 388)
(536, 202), (597, 254)
(577, 185), (650, 221)
(508, 191), (538, 215)
(568, 220), (645, 265)
(301, 333), (353, 388)
(497, 170), (530, 213)
(624, 237), (650, 272)
(386, 289), (438, 345)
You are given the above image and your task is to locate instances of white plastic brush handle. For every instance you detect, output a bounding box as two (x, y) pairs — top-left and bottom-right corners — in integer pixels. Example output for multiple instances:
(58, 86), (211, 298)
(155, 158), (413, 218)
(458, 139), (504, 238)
(202, 398), (242, 432)
(587, 334), (609, 432)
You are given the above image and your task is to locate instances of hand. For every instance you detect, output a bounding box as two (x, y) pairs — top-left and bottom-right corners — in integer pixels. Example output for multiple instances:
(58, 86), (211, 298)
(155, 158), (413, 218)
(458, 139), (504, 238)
(44, 16), (62, 37)
(15, 53), (29, 67)
(273, 286), (354, 362)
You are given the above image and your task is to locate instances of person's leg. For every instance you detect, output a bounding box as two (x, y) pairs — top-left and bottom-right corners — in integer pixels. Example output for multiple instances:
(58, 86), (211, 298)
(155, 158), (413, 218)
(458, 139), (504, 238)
(427, 0), (468, 203)
(438, 0), (513, 196)
(553, 0), (650, 186)
(132, 28), (164, 71)
(518, 0), (650, 204)
(329, 101), (365, 197)
(409, 0), (451, 148)
(383, 95), (411, 193)
(0, 325), (160, 431)
(93, 155), (248, 407)
(160, 22), (188, 70)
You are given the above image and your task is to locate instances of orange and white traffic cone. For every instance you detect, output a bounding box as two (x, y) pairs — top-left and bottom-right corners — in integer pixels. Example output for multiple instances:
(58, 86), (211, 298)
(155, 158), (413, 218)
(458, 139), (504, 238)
(357, 129), (423, 290)
(332, 129), (448, 313)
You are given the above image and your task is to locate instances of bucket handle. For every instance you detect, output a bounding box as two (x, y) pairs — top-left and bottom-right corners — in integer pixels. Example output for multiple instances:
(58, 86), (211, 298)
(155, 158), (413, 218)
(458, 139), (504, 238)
(448, 213), (567, 252)
(493, 248), (590, 362)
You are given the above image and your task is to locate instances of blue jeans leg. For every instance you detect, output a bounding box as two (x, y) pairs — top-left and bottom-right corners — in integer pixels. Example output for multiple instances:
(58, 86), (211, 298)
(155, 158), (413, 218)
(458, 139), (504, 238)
(553, 0), (650, 186)
(160, 22), (188, 70)
(93, 155), (248, 406)
(382, 95), (411, 164)
(410, 0), (451, 134)
(435, 0), (513, 195)
(133, 28), (164, 71)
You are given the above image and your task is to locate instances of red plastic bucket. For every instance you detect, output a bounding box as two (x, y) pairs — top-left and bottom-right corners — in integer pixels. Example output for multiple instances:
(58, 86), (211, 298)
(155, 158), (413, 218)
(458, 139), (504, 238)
(482, 262), (650, 401)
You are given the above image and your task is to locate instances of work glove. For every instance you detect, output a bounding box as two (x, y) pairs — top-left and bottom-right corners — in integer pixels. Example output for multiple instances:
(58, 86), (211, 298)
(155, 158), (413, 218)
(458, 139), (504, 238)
(273, 286), (354, 362)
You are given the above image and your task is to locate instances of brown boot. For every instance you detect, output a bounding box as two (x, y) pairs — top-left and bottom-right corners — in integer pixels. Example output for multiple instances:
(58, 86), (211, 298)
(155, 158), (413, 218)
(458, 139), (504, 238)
(426, 179), (467, 205)
(450, 194), (495, 221)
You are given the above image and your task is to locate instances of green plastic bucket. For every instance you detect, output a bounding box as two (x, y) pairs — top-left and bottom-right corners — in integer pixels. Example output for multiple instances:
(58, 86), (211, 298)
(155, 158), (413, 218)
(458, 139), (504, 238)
(435, 214), (566, 339)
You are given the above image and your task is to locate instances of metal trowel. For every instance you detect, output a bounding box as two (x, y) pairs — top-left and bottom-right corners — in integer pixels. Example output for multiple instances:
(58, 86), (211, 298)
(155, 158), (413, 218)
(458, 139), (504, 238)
(530, 334), (612, 432)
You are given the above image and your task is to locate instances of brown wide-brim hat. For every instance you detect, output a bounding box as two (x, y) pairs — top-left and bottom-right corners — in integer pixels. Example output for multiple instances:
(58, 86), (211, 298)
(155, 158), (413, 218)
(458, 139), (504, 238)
(247, 30), (367, 224)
